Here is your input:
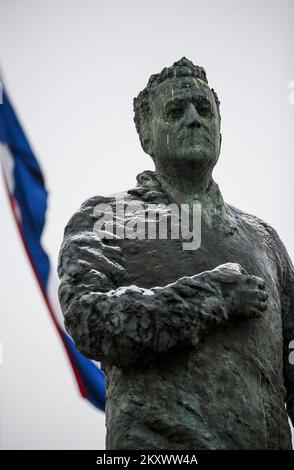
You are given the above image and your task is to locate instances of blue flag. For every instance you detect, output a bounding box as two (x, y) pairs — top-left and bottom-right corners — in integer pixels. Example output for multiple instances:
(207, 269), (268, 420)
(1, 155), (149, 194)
(0, 84), (106, 411)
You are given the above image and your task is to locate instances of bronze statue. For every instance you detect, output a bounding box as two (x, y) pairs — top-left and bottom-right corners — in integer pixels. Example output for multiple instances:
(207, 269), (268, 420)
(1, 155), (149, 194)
(58, 58), (294, 449)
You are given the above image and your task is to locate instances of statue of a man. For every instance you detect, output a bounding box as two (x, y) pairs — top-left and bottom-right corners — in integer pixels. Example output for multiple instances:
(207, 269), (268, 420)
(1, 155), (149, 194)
(58, 58), (294, 449)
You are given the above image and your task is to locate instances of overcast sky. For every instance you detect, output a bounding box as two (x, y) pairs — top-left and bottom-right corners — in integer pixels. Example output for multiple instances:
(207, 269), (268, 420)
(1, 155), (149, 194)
(0, 0), (293, 449)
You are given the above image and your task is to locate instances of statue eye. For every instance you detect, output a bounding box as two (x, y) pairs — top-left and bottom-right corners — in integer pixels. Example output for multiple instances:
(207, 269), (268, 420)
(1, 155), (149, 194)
(166, 105), (184, 121)
(196, 101), (212, 117)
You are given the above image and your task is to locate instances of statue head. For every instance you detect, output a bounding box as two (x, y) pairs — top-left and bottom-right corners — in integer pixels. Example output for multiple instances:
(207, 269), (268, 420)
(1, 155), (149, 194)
(133, 57), (221, 178)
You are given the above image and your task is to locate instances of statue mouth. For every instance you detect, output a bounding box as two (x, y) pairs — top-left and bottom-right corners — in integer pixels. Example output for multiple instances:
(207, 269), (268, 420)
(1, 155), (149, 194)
(183, 135), (203, 147)
(182, 130), (211, 147)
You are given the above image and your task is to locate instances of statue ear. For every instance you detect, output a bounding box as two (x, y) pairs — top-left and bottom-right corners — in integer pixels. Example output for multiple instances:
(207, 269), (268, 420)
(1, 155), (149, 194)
(141, 134), (153, 156)
(140, 122), (154, 156)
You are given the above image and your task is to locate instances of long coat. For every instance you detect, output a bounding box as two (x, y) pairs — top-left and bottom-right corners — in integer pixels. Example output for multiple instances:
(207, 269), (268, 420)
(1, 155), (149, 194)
(58, 170), (294, 449)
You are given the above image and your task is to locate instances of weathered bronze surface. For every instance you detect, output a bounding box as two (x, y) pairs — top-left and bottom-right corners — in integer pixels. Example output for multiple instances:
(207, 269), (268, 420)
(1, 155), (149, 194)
(58, 58), (294, 449)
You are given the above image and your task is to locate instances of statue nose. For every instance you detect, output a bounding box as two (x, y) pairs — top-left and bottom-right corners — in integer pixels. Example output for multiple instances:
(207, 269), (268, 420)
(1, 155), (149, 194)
(184, 103), (201, 129)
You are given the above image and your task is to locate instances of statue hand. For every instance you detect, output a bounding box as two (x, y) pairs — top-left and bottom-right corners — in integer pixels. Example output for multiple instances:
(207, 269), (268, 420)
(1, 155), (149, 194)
(213, 263), (268, 319)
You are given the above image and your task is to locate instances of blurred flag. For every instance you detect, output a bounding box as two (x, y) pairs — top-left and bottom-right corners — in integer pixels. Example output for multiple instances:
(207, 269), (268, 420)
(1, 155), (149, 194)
(0, 83), (105, 411)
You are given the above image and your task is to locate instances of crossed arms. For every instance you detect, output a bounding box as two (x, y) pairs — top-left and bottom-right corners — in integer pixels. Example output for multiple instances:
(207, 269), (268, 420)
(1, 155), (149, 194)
(57, 197), (267, 368)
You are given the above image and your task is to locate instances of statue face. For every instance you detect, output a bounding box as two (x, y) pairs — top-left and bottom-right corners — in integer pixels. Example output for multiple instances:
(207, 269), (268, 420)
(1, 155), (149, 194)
(148, 77), (221, 169)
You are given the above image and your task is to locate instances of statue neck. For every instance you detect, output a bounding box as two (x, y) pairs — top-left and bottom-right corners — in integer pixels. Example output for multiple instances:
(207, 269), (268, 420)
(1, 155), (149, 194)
(154, 168), (227, 225)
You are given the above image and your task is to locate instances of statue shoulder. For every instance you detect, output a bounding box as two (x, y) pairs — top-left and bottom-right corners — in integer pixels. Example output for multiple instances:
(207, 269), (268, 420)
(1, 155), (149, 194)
(63, 191), (131, 238)
(227, 203), (279, 240)
(227, 203), (293, 275)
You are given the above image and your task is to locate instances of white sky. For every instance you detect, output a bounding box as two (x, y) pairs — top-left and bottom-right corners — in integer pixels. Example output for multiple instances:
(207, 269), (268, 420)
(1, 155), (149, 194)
(0, 0), (293, 449)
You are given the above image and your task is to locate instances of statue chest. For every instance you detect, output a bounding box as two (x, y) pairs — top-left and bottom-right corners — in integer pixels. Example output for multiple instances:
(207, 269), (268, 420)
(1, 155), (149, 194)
(121, 213), (279, 293)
